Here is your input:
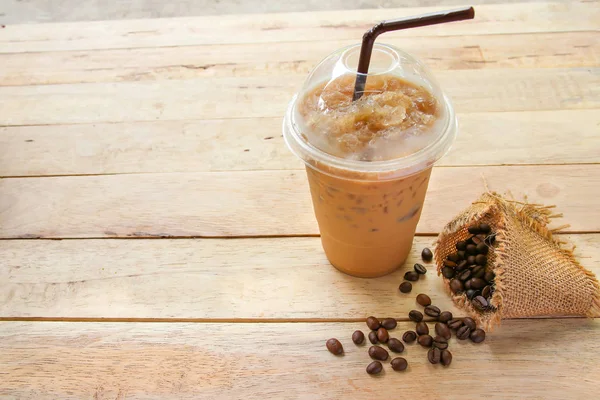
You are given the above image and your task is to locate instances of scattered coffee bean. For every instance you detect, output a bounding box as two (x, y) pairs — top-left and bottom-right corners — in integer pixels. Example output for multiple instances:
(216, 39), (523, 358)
(404, 271), (420, 282)
(415, 321), (429, 336)
(402, 330), (417, 343)
(448, 318), (464, 330)
(442, 266), (455, 279)
(456, 241), (467, 251)
(476, 242), (489, 254)
(417, 294), (432, 307)
(464, 279), (472, 290)
(441, 349), (453, 366)
(439, 311), (453, 323)
(435, 323), (451, 340)
(456, 325), (471, 340)
(456, 260), (468, 271)
(466, 255), (477, 265)
(457, 251), (467, 261)
(450, 279), (464, 293)
(387, 338), (405, 353)
(470, 328), (486, 343)
(366, 316), (380, 331)
(399, 281), (413, 293)
(368, 331), (378, 344)
(466, 244), (478, 255)
(424, 305), (441, 318)
(458, 269), (471, 282)
(482, 285), (492, 298)
(326, 338), (344, 355)
(468, 225), (481, 234)
(484, 270), (496, 283)
(443, 259), (457, 268)
(428, 347), (442, 364)
(433, 335), (448, 350)
(471, 265), (485, 279)
(366, 360), (383, 375)
(414, 263), (427, 275)
(466, 289), (478, 300)
(447, 253), (461, 263)
(462, 317), (476, 331)
(377, 328), (389, 343)
(391, 357), (408, 372)
(472, 295), (489, 311)
(352, 330), (365, 345)
(475, 254), (487, 266)
(479, 223), (491, 234)
(381, 318), (397, 330)
(417, 334), (433, 347)
(409, 310), (423, 322)
(368, 345), (389, 361)
(421, 248), (433, 262)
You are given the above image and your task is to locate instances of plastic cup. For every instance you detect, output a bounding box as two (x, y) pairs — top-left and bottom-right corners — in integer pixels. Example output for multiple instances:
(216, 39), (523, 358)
(283, 43), (457, 278)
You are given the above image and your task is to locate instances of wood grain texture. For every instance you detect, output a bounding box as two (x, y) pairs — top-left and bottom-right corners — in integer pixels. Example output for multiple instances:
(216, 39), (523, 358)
(1, 234), (598, 319)
(1, 1), (597, 53)
(1, 110), (599, 176)
(0, 165), (598, 239)
(1, 68), (598, 126)
(1, 31), (598, 86)
(1, 320), (599, 399)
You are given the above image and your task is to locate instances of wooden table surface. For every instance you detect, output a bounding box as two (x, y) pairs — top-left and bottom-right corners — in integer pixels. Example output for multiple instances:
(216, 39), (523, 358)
(1, 1), (599, 398)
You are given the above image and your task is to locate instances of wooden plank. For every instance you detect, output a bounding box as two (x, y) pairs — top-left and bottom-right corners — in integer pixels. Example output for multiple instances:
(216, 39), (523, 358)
(0, 2), (597, 53)
(1, 110), (598, 176)
(1, 320), (599, 399)
(1, 234), (597, 319)
(1, 31), (598, 86)
(0, 165), (598, 239)
(0, 68), (598, 126)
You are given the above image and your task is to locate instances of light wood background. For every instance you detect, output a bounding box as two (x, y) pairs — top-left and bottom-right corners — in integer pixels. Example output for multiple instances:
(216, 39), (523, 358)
(1, 1), (599, 399)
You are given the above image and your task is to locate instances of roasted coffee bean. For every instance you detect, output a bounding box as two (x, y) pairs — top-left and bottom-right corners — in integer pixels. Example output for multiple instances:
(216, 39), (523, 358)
(466, 255), (477, 265)
(472, 295), (489, 311)
(457, 251), (467, 260)
(439, 311), (453, 323)
(456, 240), (467, 251)
(456, 325), (471, 340)
(475, 254), (487, 266)
(448, 318), (464, 330)
(484, 270), (496, 283)
(368, 345), (389, 361)
(391, 357), (408, 372)
(424, 305), (441, 318)
(471, 265), (485, 279)
(464, 279), (472, 290)
(468, 225), (481, 234)
(416, 294), (432, 307)
(466, 289), (478, 300)
(409, 310), (424, 322)
(381, 318), (397, 330)
(443, 260), (457, 268)
(368, 331), (378, 344)
(377, 328), (389, 343)
(428, 347), (442, 364)
(442, 266), (455, 279)
(458, 269), (471, 282)
(466, 244), (478, 255)
(433, 335), (448, 350)
(387, 338), (405, 353)
(482, 285), (492, 299)
(462, 317), (476, 331)
(476, 242), (489, 254)
(479, 223), (491, 234)
(450, 279), (464, 293)
(399, 281), (413, 293)
(441, 349), (453, 366)
(366, 360), (383, 375)
(326, 338), (344, 355)
(352, 330), (365, 345)
(417, 334), (433, 347)
(470, 328), (486, 343)
(414, 263), (427, 275)
(456, 260), (468, 271)
(435, 323), (451, 340)
(402, 330), (417, 343)
(485, 232), (496, 245)
(421, 247), (433, 262)
(404, 271), (420, 282)
(366, 316), (380, 331)
(447, 253), (460, 263)
(469, 278), (487, 290)
(415, 321), (429, 336)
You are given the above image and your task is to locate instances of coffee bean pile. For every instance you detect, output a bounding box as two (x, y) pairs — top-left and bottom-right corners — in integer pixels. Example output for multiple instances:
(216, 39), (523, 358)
(442, 223), (497, 312)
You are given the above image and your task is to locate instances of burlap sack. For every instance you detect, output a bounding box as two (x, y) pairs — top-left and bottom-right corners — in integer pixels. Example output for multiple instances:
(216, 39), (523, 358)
(435, 192), (600, 331)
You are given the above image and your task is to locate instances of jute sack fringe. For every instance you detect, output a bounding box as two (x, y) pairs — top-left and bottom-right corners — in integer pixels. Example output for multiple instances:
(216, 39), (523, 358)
(435, 192), (600, 331)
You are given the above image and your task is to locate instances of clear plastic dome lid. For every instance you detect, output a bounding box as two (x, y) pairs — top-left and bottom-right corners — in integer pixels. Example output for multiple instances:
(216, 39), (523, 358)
(283, 43), (457, 180)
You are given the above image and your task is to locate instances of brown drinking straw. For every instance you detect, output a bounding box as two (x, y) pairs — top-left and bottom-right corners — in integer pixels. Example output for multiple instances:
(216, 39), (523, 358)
(352, 7), (475, 101)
